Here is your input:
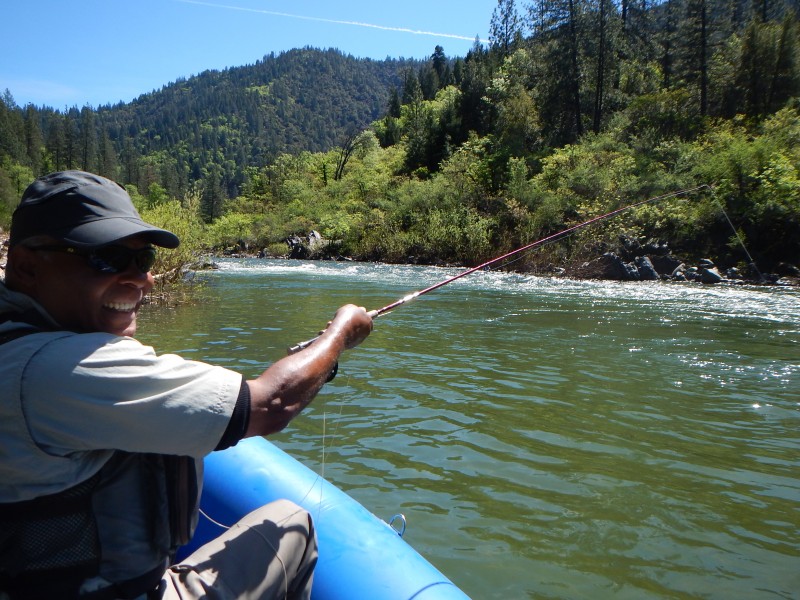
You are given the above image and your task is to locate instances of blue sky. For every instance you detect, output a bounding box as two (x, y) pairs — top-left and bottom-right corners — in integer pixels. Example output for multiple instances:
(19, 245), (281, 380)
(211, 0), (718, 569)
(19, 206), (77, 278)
(2, 0), (497, 109)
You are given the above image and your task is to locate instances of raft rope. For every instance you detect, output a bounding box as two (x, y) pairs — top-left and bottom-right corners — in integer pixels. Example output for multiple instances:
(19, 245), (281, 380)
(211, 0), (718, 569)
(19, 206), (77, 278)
(288, 184), (711, 354)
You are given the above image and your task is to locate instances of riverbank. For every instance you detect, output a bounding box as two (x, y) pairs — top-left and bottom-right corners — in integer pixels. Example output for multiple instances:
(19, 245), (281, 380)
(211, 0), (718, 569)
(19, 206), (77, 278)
(237, 231), (800, 287)
(3, 228), (796, 288)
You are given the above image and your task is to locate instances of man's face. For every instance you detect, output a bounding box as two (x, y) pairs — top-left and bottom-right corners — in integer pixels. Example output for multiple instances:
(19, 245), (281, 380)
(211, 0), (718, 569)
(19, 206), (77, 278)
(24, 236), (155, 337)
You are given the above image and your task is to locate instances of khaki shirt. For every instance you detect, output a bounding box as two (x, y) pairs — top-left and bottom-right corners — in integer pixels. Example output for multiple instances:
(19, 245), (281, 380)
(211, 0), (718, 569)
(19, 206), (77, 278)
(0, 281), (243, 503)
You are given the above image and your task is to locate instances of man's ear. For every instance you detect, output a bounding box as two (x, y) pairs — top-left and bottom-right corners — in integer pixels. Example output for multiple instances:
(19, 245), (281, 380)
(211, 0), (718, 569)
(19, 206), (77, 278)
(4, 246), (39, 292)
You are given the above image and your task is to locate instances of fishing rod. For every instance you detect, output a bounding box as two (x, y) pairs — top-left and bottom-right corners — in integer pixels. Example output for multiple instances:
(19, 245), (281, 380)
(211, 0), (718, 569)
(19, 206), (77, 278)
(288, 184), (709, 354)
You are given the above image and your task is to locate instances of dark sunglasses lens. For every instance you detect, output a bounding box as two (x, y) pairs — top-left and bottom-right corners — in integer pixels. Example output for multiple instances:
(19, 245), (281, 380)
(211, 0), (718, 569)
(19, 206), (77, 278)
(90, 247), (156, 274)
(136, 248), (157, 273)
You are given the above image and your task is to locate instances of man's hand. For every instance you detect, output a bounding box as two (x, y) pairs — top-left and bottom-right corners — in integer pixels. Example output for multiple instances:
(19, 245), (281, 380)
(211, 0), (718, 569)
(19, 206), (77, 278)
(245, 305), (373, 436)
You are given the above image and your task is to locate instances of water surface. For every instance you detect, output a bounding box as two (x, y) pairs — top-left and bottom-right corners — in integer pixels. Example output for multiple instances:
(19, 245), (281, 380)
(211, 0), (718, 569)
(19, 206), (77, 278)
(139, 259), (800, 600)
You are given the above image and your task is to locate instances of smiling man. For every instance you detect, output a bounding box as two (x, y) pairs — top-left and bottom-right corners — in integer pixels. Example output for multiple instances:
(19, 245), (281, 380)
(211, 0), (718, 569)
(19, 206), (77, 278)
(0, 171), (373, 599)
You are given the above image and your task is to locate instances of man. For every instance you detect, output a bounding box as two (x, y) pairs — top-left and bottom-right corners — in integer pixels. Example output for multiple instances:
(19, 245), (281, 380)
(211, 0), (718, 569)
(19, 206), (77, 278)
(0, 170), (373, 599)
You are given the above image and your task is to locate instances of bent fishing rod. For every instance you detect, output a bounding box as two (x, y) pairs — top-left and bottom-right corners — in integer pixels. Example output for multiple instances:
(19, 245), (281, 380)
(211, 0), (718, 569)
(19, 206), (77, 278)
(288, 184), (709, 354)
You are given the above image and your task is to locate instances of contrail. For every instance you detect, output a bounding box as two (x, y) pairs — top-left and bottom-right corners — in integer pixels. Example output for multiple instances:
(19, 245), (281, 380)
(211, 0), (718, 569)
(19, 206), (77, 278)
(174, 0), (480, 42)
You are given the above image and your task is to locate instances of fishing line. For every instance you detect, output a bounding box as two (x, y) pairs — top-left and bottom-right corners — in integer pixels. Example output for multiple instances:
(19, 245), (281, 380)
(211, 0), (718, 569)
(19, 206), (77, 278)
(712, 194), (765, 282)
(296, 377), (350, 524)
(289, 184), (710, 353)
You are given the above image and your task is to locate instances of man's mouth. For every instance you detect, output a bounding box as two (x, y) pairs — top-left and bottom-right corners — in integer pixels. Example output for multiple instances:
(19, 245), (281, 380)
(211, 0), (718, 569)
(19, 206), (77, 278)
(104, 301), (137, 312)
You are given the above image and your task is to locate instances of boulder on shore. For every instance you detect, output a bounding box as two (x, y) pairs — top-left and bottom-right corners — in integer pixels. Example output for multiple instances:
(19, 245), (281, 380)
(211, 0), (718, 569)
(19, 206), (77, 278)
(286, 230), (340, 260)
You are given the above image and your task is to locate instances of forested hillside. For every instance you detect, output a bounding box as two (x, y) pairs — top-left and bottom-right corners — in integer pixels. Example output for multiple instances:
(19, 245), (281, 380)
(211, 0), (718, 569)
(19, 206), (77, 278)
(1, 48), (416, 204)
(2, 0), (800, 277)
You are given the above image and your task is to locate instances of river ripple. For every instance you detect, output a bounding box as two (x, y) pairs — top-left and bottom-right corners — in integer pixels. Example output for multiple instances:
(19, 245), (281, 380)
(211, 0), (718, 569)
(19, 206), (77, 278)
(140, 259), (800, 600)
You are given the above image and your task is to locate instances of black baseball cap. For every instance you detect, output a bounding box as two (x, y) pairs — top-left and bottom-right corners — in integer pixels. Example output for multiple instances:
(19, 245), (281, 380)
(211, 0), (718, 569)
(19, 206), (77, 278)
(10, 170), (180, 249)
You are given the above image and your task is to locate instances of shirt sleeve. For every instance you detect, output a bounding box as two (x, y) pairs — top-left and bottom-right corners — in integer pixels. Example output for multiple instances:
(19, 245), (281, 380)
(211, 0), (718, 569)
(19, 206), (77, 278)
(21, 333), (243, 458)
(215, 379), (251, 451)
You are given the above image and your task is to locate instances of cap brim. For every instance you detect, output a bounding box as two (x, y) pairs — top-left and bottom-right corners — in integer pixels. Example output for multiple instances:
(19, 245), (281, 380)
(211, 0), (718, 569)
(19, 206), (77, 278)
(55, 217), (181, 249)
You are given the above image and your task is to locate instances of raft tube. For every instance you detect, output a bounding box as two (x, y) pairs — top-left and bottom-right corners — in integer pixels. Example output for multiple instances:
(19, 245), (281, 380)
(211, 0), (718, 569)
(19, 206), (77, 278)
(178, 436), (471, 600)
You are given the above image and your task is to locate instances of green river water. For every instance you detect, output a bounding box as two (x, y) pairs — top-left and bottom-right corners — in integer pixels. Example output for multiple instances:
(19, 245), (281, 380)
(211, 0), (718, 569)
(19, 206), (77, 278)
(138, 258), (800, 600)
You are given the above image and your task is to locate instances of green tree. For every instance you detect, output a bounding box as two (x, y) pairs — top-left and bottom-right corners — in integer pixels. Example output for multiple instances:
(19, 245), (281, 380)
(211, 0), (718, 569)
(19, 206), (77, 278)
(486, 49), (542, 156)
(79, 106), (97, 172)
(589, 0), (624, 133)
(431, 45), (451, 87)
(0, 91), (25, 162)
(23, 105), (43, 175)
(458, 41), (491, 138)
(201, 163), (226, 221)
(767, 13), (800, 113)
(526, 0), (585, 144)
(490, 0), (524, 57)
(387, 86), (402, 118)
(44, 113), (67, 172)
(401, 84), (435, 175)
(140, 196), (206, 302)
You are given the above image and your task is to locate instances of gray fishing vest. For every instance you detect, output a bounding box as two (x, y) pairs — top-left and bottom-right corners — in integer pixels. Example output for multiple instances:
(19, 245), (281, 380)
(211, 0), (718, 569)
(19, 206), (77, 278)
(0, 324), (201, 600)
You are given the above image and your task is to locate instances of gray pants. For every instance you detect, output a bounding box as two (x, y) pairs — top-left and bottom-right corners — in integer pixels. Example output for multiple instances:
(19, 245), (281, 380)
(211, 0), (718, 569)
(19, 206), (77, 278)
(159, 500), (317, 600)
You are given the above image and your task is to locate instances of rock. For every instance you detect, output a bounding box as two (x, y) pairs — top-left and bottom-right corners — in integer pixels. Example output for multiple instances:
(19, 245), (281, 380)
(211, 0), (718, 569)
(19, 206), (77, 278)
(286, 230), (339, 260)
(700, 266), (724, 284)
(635, 256), (660, 280)
(649, 254), (683, 276)
(562, 234), (798, 286)
(307, 230), (323, 250)
(591, 252), (640, 280)
(286, 234), (309, 259)
(642, 240), (671, 256)
(774, 262), (800, 277)
(619, 235), (643, 260)
(776, 276), (800, 286)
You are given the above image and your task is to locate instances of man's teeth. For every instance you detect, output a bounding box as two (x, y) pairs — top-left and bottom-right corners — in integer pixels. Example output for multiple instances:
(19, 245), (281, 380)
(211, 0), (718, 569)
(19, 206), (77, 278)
(105, 302), (136, 311)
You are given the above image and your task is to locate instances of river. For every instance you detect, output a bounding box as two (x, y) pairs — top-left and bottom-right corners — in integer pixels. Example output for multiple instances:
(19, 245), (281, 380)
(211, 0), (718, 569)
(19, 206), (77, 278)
(138, 258), (800, 600)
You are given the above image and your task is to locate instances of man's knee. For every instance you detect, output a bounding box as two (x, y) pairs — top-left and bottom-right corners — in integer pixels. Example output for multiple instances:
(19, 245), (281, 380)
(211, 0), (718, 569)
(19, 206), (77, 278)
(163, 500), (317, 599)
(252, 499), (312, 528)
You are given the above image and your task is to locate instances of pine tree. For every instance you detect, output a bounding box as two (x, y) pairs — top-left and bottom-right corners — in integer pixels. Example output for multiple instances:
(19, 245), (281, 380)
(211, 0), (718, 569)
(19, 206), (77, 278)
(79, 107), (97, 172)
(674, 0), (713, 116)
(490, 0), (523, 57)
(0, 91), (25, 162)
(458, 44), (491, 138)
(23, 105), (43, 175)
(526, 0), (585, 144)
(431, 46), (449, 86)
(388, 87), (402, 118)
(44, 113), (67, 172)
(419, 64), (440, 100)
(767, 12), (800, 112)
(591, 0), (614, 132)
(98, 129), (118, 180)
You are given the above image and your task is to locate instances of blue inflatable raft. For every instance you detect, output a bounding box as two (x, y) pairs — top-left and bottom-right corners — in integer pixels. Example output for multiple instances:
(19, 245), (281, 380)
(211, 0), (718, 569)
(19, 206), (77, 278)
(178, 436), (471, 599)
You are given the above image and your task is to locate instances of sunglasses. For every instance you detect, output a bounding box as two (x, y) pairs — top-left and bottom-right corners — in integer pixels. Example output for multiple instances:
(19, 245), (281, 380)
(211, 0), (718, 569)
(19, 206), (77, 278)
(31, 244), (158, 274)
